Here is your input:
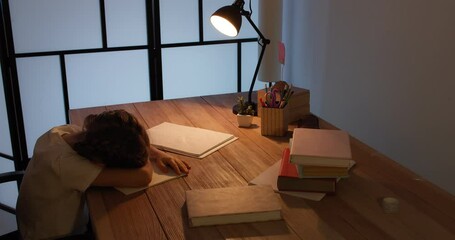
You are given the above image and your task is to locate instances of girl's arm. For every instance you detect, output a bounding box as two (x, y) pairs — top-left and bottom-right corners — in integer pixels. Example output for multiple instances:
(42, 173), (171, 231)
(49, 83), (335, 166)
(91, 160), (154, 187)
(90, 146), (190, 187)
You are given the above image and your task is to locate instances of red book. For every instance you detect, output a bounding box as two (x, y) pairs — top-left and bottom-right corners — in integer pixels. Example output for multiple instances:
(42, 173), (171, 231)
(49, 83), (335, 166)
(277, 148), (337, 193)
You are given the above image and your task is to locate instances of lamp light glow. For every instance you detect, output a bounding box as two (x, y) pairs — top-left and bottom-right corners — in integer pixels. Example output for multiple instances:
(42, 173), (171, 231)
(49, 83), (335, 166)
(210, 16), (238, 37)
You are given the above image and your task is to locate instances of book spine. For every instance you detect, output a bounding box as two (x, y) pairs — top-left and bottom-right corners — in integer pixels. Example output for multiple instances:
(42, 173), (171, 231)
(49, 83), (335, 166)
(295, 164), (349, 178)
(296, 164), (305, 178)
(279, 147), (291, 175)
(277, 184), (336, 193)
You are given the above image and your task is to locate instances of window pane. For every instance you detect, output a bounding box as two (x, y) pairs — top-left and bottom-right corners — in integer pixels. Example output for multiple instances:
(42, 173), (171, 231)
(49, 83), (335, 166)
(160, 0), (199, 44)
(16, 56), (67, 157)
(0, 157), (18, 233)
(105, 0), (147, 47)
(203, 0), (258, 41)
(0, 158), (17, 207)
(0, 210), (17, 235)
(10, 0), (102, 53)
(66, 50), (150, 109)
(0, 63), (12, 155)
(162, 44), (237, 99)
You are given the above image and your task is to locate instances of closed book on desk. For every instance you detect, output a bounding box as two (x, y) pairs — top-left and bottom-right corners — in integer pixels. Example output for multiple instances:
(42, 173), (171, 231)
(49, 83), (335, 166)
(290, 128), (352, 168)
(186, 185), (282, 227)
(278, 148), (337, 193)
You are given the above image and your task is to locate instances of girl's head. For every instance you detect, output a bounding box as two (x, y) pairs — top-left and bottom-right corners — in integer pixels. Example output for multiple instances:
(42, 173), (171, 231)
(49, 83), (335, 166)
(74, 110), (150, 168)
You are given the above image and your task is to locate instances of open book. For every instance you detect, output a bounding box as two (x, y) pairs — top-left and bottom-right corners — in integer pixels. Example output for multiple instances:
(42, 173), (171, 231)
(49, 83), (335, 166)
(147, 122), (238, 158)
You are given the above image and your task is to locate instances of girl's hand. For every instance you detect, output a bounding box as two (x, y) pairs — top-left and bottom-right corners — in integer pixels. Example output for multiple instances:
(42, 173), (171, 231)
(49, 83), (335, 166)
(156, 154), (190, 175)
(149, 146), (190, 175)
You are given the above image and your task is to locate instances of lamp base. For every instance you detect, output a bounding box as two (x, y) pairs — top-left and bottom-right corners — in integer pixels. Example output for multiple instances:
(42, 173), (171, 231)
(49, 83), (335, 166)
(232, 101), (258, 116)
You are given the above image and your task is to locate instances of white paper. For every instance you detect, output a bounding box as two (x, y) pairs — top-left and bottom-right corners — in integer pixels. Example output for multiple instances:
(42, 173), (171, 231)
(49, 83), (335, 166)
(249, 161), (326, 201)
(116, 161), (186, 195)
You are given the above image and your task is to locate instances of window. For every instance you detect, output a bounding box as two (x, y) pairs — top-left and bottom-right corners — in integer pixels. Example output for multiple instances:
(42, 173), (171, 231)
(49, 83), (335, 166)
(1, 0), (261, 162)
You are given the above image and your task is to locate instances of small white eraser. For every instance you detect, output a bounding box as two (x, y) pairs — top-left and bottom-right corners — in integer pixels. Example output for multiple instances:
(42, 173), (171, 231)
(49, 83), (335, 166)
(381, 197), (399, 213)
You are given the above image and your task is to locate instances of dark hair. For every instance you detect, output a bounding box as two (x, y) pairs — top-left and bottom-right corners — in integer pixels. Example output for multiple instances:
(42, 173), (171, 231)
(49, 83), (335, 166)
(74, 110), (150, 168)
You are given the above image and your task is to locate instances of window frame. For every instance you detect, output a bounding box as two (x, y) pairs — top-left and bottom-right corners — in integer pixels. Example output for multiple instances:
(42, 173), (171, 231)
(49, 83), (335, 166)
(0, 0), (258, 170)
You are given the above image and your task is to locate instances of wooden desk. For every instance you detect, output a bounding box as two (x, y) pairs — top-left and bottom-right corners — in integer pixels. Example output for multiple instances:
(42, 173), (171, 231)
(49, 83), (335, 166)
(69, 92), (455, 240)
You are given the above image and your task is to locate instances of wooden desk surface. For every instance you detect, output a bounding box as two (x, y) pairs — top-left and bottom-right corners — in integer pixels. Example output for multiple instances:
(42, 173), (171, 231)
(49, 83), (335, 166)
(69, 92), (455, 240)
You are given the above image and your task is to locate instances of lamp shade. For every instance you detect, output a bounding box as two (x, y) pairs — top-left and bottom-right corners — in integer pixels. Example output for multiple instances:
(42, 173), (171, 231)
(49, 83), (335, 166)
(210, 5), (242, 37)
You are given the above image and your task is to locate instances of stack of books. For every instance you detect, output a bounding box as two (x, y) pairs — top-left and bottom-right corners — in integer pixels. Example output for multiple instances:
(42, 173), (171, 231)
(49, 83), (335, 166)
(277, 128), (355, 193)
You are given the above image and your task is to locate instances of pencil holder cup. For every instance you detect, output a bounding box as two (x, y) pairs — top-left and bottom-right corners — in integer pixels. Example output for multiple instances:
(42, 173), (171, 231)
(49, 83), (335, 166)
(260, 107), (289, 136)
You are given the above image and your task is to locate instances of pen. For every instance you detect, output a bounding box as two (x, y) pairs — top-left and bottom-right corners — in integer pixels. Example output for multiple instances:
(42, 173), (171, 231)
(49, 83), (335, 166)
(283, 91), (294, 108)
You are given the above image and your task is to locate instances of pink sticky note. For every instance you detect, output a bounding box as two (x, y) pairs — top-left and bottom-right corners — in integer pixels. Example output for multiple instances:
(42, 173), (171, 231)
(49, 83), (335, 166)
(278, 41), (285, 64)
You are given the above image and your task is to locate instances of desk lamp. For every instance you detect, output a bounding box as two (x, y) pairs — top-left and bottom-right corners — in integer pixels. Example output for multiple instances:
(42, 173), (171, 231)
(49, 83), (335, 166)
(211, 0), (270, 114)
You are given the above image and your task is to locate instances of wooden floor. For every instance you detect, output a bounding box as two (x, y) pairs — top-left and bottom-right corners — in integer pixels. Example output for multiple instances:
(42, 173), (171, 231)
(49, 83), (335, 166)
(69, 92), (455, 240)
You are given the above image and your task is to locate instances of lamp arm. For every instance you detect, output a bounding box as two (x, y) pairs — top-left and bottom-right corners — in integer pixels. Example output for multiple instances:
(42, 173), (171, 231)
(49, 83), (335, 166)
(243, 12), (270, 104)
(243, 12), (269, 45)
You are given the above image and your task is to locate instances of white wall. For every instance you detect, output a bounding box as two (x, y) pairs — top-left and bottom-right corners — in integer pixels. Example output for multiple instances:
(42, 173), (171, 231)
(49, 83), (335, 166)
(283, 0), (455, 195)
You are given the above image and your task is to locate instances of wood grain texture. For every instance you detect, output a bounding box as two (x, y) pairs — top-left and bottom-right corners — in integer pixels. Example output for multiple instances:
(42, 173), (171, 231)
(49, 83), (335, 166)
(69, 92), (455, 240)
(318, 119), (455, 239)
(99, 188), (166, 239)
(260, 107), (289, 137)
(85, 189), (116, 240)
